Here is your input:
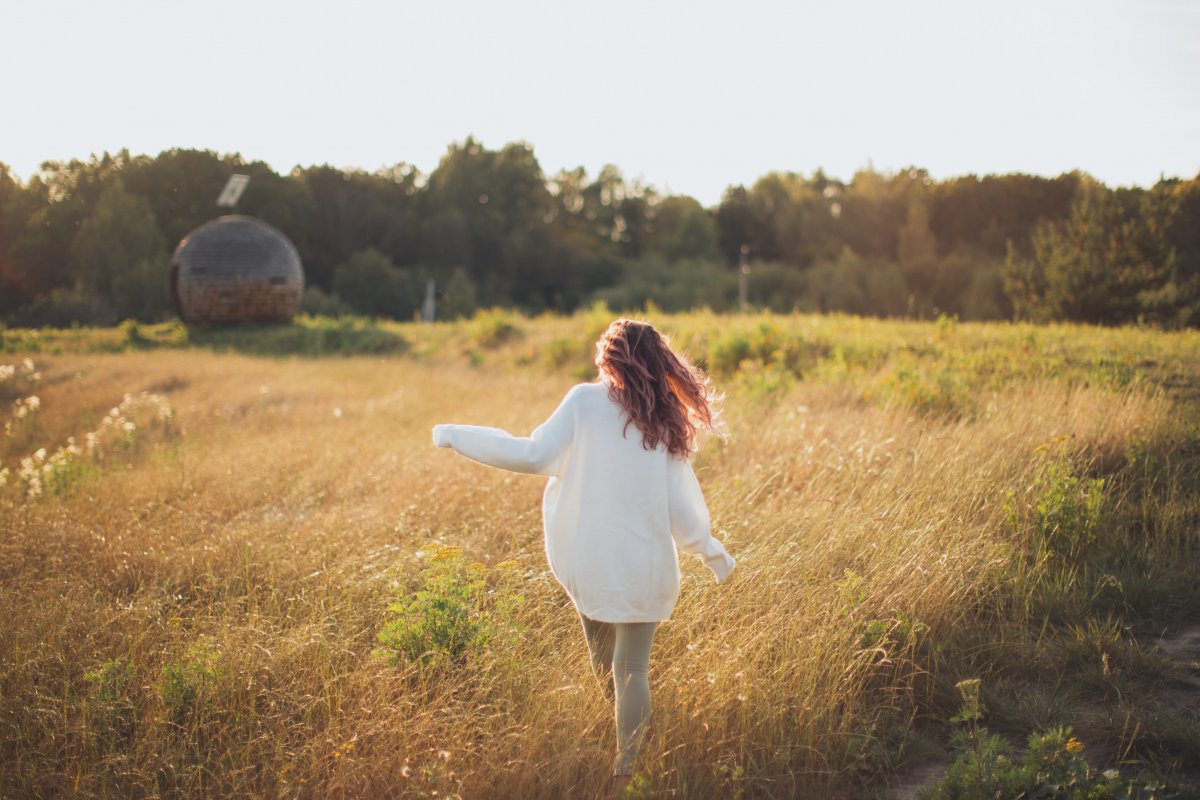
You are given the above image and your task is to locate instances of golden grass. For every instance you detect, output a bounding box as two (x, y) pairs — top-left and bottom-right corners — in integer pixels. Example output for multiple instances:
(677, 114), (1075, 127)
(1, 313), (1198, 798)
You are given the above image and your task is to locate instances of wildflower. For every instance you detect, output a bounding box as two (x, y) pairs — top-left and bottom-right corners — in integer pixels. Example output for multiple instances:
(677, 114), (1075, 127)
(20, 358), (34, 373)
(26, 396), (40, 411)
(0, 365), (13, 382)
(34, 448), (47, 462)
(1065, 736), (1084, 754)
(123, 421), (137, 432)
(431, 545), (463, 563)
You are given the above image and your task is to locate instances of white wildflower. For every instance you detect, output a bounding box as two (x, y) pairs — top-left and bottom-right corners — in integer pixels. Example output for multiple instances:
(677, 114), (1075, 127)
(0, 365), (14, 382)
(26, 396), (40, 411)
(123, 421), (136, 432)
(33, 447), (47, 461)
(20, 358), (34, 373)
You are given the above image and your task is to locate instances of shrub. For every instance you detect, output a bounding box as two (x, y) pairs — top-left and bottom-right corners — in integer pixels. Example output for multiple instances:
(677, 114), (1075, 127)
(157, 642), (220, 724)
(333, 249), (421, 319)
(864, 353), (972, 417)
(437, 267), (479, 320)
(374, 545), (523, 669)
(922, 681), (1185, 799)
(301, 286), (354, 317)
(468, 308), (521, 349)
(1006, 451), (1105, 563)
(83, 659), (137, 746)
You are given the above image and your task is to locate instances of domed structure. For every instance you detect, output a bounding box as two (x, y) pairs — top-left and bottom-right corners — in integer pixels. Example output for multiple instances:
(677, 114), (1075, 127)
(170, 215), (304, 323)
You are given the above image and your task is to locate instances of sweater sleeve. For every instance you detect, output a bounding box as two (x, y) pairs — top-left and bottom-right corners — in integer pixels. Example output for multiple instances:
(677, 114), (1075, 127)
(432, 385), (580, 477)
(667, 455), (735, 583)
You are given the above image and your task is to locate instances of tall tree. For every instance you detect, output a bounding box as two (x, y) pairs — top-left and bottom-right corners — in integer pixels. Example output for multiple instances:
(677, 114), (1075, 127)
(647, 195), (720, 262)
(70, 179), (169, 320)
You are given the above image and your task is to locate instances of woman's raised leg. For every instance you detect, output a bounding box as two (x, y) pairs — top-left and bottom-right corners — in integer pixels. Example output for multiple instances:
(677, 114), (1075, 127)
(578, 612), (615, 699)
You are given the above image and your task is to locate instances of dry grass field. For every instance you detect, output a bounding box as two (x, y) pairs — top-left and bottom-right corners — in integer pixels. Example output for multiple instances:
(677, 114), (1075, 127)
(2, 310), (1199, 799)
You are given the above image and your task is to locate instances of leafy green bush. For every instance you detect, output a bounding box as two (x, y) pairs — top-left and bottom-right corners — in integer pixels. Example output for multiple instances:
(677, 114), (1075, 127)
(188, 316), (408, 357)
(301, 286), (354, 317)
(375, 545), (523, 669)
(1006, 452), (1106, 563)
(468, 308), (522, 349)
(543, 336), (583, 370)
(702, 321), (832, 381)
(922, 680), (1189, 799)
(157, 642), (220, 724)
(332, 249), (421, 319)
(83, 659), (137, 746)
(864, 352), (972, 417)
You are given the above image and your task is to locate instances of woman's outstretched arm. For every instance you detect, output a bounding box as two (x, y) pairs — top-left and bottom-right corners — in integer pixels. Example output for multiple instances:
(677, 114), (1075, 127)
(667, 455), (736, 583)
(431, 385), (581, 476)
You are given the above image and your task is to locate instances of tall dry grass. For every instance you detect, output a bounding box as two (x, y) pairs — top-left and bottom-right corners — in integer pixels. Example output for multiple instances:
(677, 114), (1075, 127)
(1, 313), (1197, 798)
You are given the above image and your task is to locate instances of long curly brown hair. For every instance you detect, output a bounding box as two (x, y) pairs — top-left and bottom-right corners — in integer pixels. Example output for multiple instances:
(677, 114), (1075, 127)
(595, 319), (724, 458)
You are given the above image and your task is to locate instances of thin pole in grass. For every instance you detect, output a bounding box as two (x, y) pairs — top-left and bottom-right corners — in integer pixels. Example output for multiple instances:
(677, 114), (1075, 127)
(739, 245), (751, 313)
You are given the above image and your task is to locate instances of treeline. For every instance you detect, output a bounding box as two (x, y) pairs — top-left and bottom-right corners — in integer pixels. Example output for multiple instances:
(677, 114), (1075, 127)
(1, 139), (1197, 327)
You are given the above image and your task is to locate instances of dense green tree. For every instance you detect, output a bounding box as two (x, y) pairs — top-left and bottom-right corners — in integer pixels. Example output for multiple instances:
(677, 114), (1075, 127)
(930, 173), (1079, 258)
(647, 195), (720, 262)
(121, 149), (237, 249)
(1004, 179), (1167, 324)
(0, 163), (28, 314)
(10, 152), (132, 297)
(1139, 175), (1200, 326)
(297, 163), (420, 290)
(332, 249), (420, 319)
(437, 267), (479, 319)
(69, 179), (169, 321)
(0, 141), (1195, 327)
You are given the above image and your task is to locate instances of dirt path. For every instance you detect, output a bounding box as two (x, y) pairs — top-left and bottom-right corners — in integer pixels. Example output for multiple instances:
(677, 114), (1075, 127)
(1152, 624), (1200, 789)
(886, 624), (1200, 799)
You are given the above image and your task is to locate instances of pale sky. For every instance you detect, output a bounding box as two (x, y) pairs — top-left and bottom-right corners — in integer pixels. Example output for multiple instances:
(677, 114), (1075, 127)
(2, 0), (1197, 205)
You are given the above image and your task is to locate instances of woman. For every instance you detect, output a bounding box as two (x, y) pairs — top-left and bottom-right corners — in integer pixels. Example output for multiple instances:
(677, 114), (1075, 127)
(431, 318), (735, 791)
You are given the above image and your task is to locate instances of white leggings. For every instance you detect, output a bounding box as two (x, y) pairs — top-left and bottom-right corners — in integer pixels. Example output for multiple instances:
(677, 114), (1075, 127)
(578, 613), (659, 776)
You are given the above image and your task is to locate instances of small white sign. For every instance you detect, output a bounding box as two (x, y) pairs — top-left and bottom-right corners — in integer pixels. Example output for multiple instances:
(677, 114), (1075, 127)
(216, 174), (250, 207)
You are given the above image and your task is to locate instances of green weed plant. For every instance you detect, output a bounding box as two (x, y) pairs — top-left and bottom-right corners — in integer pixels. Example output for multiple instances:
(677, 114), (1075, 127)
(375, 545), (524, 669)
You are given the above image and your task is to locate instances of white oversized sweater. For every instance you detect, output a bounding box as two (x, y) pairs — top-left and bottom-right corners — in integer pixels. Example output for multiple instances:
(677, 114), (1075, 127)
(432, 381), (735, 623)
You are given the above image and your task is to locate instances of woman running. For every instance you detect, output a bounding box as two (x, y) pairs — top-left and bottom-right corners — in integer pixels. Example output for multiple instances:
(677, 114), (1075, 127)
(432, 318), (735, 793)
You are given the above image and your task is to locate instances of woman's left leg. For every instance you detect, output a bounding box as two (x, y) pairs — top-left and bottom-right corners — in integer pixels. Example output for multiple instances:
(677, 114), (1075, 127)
(612, 621), (658, 776)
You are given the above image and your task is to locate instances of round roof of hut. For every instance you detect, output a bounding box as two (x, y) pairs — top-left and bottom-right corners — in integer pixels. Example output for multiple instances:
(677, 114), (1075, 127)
(171, 215), (305, 323)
